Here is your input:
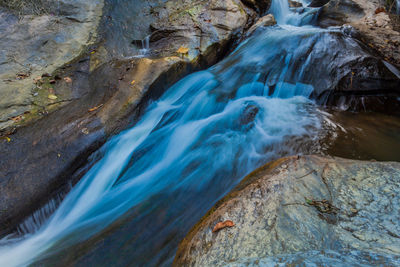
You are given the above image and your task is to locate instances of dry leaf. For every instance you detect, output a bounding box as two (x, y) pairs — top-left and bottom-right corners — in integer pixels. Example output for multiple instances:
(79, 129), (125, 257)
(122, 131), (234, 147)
(1, 136), (11, 142)
(375, 7), (386, 14)
(64, 77), (72, 83)
(11, 115), (23, 122)
(131, 80), (136, 85)
(33, 76), (42, 84)
(88, 104), (103, 112)
(48, 94), (58, 100)
(176, 46), (189, 54)
(350, 208), (358, 213)
(16, 73), (30, 80)
(212, 220), (235, 233)
(81, 128), (89, 135)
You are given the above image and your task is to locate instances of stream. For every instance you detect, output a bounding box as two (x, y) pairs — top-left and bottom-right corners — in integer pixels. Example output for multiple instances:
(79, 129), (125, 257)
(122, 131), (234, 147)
(0, 0), (399, 266)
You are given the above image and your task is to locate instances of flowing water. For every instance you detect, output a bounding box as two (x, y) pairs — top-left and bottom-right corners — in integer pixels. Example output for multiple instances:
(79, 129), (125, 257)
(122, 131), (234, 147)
(0, 1), (399, 266)
(397, 0), (400, 14)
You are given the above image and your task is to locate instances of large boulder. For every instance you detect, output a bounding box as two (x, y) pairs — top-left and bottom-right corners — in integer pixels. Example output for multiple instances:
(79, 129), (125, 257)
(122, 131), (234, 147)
(174, 155), (400, 266)
(317, 0), (365, 27)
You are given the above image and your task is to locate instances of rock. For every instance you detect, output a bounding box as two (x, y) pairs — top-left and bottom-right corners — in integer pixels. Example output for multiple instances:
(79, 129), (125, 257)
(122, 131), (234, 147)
(213, 23), (400, 113)
(0, 0), (266, 235)
(308, 0), (330, 7)
(247, 14), (277, 35)
(373, 12), (391, 27)
(174, 155), (400, 266)
(0, 0), (104, 130)
(149, 0), (258, 60)
(317, 0), (400, 67)
(288, 0), (303, 8)
(241, 0), (272, 14)
(0, 55), (196, 236)
(317, 0), (365, 27)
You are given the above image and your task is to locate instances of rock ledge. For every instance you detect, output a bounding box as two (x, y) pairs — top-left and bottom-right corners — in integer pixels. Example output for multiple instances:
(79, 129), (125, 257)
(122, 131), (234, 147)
(174, 155), (400, 266)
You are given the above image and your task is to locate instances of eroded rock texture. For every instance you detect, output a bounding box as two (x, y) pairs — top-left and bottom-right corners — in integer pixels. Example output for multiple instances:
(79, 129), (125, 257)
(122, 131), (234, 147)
(174, 155), (400, 266)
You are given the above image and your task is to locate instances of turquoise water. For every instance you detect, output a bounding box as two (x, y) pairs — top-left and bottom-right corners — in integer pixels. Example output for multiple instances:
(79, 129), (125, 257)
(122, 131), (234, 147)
(0, 1), (398, 266)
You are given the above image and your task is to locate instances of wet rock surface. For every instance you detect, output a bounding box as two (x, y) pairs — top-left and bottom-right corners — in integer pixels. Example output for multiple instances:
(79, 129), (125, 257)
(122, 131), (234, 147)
(174, 155), (400, 266)
(0, 0), (398, 247)
(0, 0), (269, 235)
(0, 56), (192, 234)
(247, 14), (277, 35)
(317, 0), (400, 67)
(213, 23), (400, 113)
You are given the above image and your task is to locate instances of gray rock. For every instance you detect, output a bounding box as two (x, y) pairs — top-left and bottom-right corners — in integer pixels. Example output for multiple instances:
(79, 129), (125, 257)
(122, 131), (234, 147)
(0, 0), (104, 130)
(174, 155), (400, 266)
(247, 14), (276, 35)
(149, 0), (258, 60)
(316, 0), (400, 67)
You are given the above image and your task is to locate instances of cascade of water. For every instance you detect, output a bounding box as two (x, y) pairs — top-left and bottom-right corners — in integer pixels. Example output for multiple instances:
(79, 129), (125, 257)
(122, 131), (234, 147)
(139, 35), (150, 55)
(269, 0), (315, 25)
(397, 0), (400, 14)
(0, 1), (343, 266)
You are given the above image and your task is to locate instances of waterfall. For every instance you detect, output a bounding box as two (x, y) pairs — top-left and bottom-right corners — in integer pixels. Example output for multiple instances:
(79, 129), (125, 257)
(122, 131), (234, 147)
(269, 0), (315, 25)
(0, 1), (350, 266)
(397, 0), (400, 14)
(139, 35), (150, 55)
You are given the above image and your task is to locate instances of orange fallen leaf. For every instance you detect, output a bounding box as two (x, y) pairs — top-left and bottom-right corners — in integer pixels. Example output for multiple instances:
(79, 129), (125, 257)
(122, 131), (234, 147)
(176, 46), (189, 54)
(88, 104), (103, 112)
(64, 77), (72, 83)
(375, 7), (386, 14)
(131, 80), (136, 85)
(10, 115), (23, 122)
(33, 76), (42, 84)
(212, 220), (235, 233)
